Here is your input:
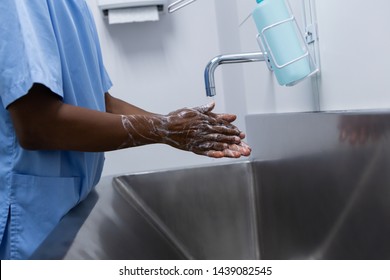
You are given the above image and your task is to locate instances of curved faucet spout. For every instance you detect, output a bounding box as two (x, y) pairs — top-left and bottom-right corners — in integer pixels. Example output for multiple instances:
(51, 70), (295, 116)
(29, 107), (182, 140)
(204, 52), (265, 97)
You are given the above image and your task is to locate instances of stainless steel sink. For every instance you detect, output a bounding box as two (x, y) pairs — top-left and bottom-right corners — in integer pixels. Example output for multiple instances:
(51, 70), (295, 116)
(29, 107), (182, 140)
(112, 161), (258, 260)
(32, 161), (259, 260)
(32, 111), (390, 260)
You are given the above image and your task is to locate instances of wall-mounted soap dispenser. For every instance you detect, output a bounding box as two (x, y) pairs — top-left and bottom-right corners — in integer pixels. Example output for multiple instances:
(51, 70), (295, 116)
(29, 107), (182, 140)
(253, 0), (315, 86)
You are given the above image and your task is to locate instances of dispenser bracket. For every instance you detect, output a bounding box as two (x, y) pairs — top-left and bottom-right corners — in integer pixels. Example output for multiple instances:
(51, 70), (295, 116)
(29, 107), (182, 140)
(254, 0), (319, 86)
(305, 23), (317, 44)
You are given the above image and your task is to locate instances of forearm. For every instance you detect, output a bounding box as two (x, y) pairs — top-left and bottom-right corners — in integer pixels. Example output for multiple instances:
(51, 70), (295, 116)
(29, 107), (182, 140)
(8, 86), (161, 152)
(29, 103), (157, 152)
(105, 92), (152, 116)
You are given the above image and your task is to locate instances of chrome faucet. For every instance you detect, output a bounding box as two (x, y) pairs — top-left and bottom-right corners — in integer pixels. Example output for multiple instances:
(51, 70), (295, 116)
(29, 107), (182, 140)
(204, 52), (266, 97)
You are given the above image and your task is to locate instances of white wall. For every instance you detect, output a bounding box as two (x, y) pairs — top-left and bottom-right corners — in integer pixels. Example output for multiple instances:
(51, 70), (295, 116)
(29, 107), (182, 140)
(315, 0), (390, 110)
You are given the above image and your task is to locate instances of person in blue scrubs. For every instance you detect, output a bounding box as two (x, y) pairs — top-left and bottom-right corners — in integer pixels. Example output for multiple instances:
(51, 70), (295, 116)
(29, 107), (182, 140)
(0, 0), (251, 259)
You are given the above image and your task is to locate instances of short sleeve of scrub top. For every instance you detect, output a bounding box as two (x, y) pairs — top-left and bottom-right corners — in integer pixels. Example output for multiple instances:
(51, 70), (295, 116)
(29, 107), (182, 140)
(0, 0), (112, 259)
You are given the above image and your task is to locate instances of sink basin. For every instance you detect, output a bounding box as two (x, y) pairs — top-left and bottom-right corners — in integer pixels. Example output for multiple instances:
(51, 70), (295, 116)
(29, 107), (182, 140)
(32, 111), (390, 260)
(113, 161), (258, 260)
(32, 161), (258, 260)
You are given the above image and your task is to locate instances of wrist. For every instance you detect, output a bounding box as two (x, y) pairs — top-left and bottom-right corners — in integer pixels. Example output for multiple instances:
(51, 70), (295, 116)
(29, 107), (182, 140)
(152, 114), (170, 144)
(118, 114), (167, 148)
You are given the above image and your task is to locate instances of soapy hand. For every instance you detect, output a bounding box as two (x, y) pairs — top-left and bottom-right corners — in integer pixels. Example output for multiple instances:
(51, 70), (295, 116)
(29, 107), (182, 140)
(162, 102), (251, 158)
(120, 102), (251, 158)
(194, 102), (250, 157)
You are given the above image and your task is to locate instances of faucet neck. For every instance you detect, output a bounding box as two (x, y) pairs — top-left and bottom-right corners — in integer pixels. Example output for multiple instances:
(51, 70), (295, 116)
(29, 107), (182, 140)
(204, 52), (265, 97)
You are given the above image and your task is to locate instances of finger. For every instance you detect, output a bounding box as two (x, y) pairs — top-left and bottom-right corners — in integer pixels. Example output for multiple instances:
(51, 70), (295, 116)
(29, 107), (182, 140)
(239, 141), (251, 150)
(206, 149), (241, 158)
(196, 146), (249, 159)
(201, 133), (241, 144)
(207, 112), (237, 123)
(207, 151), (226, 158)
(222, 149), (242, 158)
(193, 102), (215, 115)
(197, 141), (229, 151)
(205, 146), (247, 158)
(194, 150), (225, 158)
(228, 143), (251, 156)
(203, 124), (241, 136)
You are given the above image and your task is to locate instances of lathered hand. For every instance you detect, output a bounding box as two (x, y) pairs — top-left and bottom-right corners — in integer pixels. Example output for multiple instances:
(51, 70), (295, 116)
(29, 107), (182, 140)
(162, 102), (251, 158)
(192, 102), (251, 157)
(120, 102), (251, 158)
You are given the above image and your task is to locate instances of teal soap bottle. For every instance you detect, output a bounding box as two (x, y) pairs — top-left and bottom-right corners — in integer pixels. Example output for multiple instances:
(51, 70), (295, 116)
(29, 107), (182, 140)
(252, 0), (311, 86)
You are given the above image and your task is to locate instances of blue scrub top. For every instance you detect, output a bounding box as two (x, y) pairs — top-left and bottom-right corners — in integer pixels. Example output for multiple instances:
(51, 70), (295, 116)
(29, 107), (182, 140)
(0, 0), (112, 259)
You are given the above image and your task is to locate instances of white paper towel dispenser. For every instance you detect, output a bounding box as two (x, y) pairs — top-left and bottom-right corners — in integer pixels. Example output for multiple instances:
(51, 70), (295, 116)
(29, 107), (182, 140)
(98, 0), (168, 24)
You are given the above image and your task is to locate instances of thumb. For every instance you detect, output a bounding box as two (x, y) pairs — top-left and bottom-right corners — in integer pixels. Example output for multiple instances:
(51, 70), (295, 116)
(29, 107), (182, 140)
(193, 101), (215, 114)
